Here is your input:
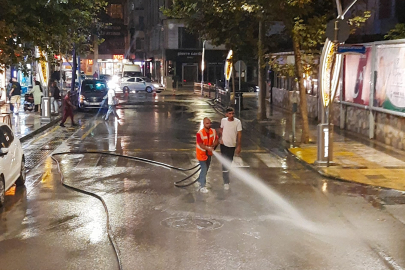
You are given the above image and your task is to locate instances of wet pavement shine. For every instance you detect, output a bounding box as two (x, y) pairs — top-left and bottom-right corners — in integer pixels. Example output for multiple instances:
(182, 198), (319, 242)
(1, 93), (405, 269)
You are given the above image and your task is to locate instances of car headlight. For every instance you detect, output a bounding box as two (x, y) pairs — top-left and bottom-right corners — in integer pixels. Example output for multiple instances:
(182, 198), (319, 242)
(153, 84), (160, 88)
(80, 95), (84, 102)
(256, 86), (260, 91)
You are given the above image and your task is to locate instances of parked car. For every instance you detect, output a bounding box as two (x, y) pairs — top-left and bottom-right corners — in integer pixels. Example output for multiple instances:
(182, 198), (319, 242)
(216, 79), (259, 92)
(78, 79), (109, 110)
(0, 123), (25, 207)
(120, 77), (165, 93)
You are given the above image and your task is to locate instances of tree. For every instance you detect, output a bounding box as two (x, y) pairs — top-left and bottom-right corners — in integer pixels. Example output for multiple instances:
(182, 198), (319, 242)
(0, 0), (106, 82)
(385, 24), (405, 40)
(163, 0), (263, 107)
(164, 0), (369, 144)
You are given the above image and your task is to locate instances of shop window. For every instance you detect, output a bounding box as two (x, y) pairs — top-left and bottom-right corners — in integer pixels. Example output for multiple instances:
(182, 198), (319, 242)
(379, 0), (392, 19)
(178, 27), (200, 49)
(109, 4), (123, 19)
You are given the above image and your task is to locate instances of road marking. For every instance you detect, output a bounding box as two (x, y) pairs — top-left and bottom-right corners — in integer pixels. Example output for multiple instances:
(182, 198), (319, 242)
(81, 122), (100, 140)
(255, 153), (284, 168)
(25, 126), (60, 147)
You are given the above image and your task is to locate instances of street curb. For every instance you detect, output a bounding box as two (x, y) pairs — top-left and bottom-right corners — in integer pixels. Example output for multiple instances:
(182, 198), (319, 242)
(20, 116), (62, 143)
(284, 147), (400, 193)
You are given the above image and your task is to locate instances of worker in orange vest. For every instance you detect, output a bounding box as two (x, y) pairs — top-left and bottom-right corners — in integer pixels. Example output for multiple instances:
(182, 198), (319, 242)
(196, 117), (218, 193)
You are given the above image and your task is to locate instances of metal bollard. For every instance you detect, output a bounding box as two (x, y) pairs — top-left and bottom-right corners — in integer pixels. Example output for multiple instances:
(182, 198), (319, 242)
(41, 97), (52, 122)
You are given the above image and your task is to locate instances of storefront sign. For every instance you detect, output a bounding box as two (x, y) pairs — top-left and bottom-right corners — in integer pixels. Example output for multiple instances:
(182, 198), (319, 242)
(88, 59), (94, 65)
(113, 55), (124, 60)
(344, 47), (371, 105)
(374, 44), (405, 112)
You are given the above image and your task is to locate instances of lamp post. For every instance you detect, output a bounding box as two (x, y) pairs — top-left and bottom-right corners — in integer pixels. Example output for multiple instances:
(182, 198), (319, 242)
(201, 40), (206, 96)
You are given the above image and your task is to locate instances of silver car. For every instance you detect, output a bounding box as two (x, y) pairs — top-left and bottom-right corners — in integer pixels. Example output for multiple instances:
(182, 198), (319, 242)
(121, 77), (164, 93)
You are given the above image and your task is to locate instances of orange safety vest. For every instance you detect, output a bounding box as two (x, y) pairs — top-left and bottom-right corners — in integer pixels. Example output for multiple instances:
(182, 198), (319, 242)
(196, 128), (217, 161)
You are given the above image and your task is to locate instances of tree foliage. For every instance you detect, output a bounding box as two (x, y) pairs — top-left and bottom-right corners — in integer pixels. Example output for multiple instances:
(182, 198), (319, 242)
(0, 0), (106, 72)
(385, 23), (405, 40)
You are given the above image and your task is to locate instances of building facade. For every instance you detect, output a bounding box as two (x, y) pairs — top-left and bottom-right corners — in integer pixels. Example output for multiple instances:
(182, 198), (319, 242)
(143, 0), (228, 87)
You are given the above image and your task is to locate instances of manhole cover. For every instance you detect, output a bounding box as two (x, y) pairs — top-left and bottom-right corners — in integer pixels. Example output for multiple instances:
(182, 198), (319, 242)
(161, 217), (223, 231)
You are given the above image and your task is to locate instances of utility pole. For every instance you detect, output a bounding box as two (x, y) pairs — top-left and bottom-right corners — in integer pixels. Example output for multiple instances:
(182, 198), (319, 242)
(201, 40), (206, 96)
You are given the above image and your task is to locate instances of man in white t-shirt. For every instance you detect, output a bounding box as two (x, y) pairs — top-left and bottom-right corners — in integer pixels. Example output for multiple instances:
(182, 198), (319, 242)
(219, 107), (242, 190)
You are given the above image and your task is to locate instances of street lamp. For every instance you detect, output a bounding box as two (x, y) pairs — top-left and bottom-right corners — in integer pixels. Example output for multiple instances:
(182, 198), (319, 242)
(201, 40), (206, 96)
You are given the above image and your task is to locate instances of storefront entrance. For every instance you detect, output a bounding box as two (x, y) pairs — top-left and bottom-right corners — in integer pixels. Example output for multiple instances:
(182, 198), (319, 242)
(182, 63), (198, 85)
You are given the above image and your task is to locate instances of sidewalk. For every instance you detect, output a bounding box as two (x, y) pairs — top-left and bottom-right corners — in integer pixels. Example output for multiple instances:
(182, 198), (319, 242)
(0, 101), (61, 143)
(211, 93), (405, 192)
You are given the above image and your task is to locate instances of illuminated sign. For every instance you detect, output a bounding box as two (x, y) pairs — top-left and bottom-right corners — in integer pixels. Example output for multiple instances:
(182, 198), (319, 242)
(88, 59), (94, 65)
(225, 50), (233, 81)
(113, 55), (124, 60)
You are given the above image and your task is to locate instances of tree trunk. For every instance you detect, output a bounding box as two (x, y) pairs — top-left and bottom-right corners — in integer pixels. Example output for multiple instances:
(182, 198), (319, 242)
(292, 32), (310, 144)
(71, 45), (77, 93)
(257, 20), (266, 120)
(231, 60), (236, 107)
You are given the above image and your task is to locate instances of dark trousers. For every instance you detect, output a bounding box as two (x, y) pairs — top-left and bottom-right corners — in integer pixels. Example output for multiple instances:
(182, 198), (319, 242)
(34, 104), (39, 112)
(61, 108), (74, 124)
(220, 144), (235, 184)
(9, 102), (14, 112)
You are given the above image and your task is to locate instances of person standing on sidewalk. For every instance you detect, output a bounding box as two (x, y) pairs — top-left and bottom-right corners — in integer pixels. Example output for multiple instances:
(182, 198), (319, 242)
(196, 117), (218, 193)
(103, 86), (120, 121)
(6, 79), (13, 112)
(60, 90), (77, 127)
(50, 81), (61, 114)
(219, 107), (242, 190)
(28, 81), (43, 112)
(9, 78), (21, 114)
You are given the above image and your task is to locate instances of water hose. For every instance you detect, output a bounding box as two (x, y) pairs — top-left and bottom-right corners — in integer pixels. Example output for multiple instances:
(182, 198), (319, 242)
(50, 151), (201, 270)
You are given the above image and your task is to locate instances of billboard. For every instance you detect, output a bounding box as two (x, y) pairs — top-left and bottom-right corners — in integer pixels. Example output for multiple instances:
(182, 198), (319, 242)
(343, 47), (372, 105)
(374, 44), (405, 112)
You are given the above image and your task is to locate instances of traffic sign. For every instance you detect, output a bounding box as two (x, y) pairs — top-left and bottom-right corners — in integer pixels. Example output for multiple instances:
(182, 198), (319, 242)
(337, 45), (366, 54)
(325, 18), (350, 43)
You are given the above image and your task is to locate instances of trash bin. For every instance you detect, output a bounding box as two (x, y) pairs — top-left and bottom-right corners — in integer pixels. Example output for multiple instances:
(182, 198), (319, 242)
(235, 92), (243, 111)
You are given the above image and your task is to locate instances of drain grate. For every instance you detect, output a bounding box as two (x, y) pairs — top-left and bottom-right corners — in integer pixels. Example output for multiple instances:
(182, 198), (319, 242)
(161, 217), (223, 231)
(25, 149), (53, 170)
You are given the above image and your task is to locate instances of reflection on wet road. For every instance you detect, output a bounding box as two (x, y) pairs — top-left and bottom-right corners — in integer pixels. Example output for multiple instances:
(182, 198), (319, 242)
(0, 95), (405, 269)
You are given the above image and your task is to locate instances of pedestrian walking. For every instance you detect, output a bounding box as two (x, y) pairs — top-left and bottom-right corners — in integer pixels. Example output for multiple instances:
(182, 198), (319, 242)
(196, 117), (218, 193)
(50, 81), (61, 114)
(219, 107), (242, 190)
(6, 79), (13, 112)
(28, 81), (43, 112)
(9, 78), (21, 114)
(60, 90), (77, 127)
(103, 87), (120, 120)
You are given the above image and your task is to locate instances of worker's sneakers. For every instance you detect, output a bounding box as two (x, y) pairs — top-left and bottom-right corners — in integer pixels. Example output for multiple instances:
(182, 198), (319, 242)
(199, 187), (209, 194)
(224, 184), (230, 190)
(72, 123), (77, 126)
(60, 123), (66, 127)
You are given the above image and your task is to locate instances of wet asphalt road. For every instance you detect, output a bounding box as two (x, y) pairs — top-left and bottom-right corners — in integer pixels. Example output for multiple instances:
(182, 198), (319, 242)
(1, 93), (405, 269)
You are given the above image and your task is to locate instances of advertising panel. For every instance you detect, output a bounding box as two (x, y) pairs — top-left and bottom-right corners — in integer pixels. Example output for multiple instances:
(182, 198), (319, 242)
(374, 44), (405, 112)
(343, 47), (372, 105)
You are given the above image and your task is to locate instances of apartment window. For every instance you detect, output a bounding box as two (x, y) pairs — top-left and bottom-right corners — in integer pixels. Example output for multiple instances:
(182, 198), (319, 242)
(109, 4), (123, 19)
(178, 27), (200, 49)
(379, 0), (392, 19)
(139, 16), (145, 30)
(136, 37), (144, 50)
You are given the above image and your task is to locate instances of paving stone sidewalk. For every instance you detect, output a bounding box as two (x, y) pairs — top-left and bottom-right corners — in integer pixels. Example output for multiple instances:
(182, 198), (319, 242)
(209, 93), (405, 192)
(0, 100), (61, 142)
